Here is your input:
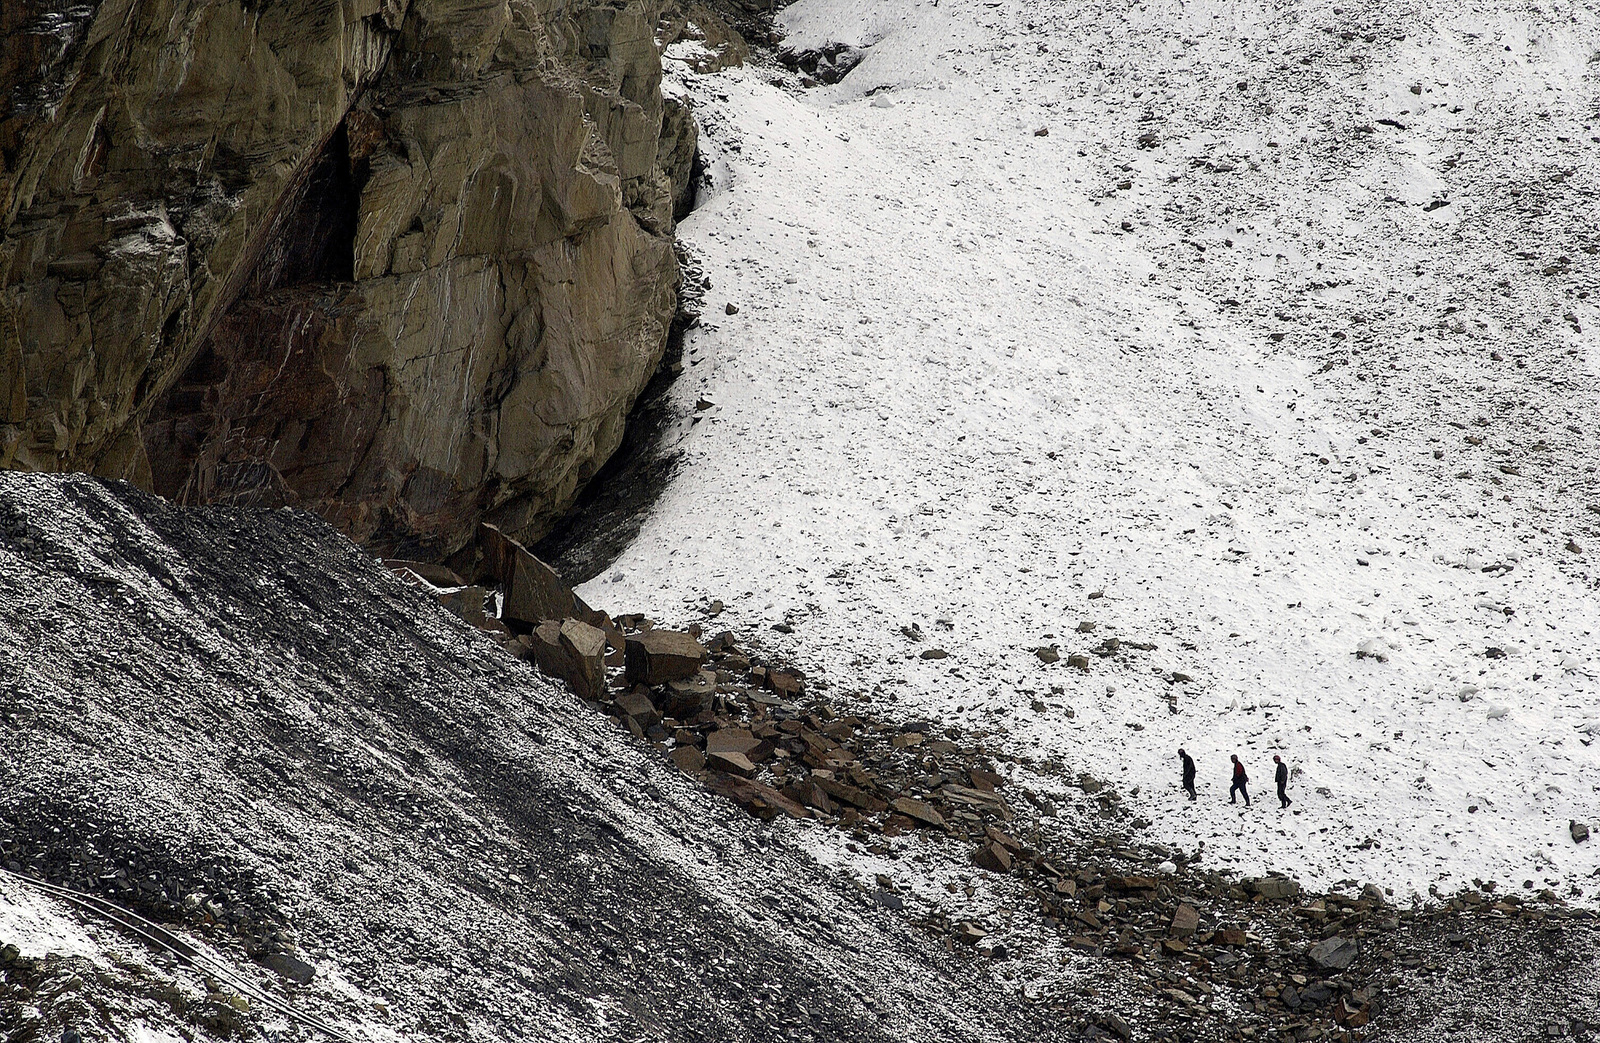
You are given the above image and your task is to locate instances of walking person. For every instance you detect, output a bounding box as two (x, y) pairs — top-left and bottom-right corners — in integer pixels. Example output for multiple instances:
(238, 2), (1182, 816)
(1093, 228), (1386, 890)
(1179, 748), (1197, 801)
(1229, 754), (1250, 806)
(1274, 754), (1292, 808)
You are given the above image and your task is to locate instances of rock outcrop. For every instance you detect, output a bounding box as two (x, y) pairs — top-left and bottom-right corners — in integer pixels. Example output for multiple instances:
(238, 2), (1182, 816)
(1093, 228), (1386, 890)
(1, 0), (722, 557)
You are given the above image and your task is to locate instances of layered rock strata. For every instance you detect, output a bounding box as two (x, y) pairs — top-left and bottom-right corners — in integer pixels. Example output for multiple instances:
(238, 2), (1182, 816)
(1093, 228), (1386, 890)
(1, 0), (718, 556)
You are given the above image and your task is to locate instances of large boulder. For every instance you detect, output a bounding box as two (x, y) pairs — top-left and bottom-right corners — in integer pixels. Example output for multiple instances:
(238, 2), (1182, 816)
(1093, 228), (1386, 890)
(1, 0), (697, 559)
(623, 629), (706, 686)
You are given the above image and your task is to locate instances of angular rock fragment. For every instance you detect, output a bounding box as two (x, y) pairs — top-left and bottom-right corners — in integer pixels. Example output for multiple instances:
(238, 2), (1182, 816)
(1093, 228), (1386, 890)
(624, 630), (706, 685)
(1249, 876), (1301, 901)
(703, 774), (810, 821)
(972, 842), (1012, 873)
(1306, 935), (1359, 972)
(613, 689), (660, 728)
(890, 797), (946, 828)
(708, 750), (758, 777)
(669, 746), (707, 774)
(482, 525), (584, 628)
(557, 619), (607, 701)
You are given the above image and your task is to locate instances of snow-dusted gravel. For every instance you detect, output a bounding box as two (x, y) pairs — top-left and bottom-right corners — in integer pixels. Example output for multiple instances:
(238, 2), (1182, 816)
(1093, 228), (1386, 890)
(593, 0), (1600, 902)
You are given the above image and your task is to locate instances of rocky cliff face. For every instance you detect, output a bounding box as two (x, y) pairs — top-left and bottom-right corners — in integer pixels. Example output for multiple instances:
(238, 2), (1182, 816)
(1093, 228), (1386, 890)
(1, 0), (713, 557)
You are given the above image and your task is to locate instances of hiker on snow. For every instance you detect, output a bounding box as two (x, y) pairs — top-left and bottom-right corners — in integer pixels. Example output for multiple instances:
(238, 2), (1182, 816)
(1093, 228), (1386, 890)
(1178, 748), (1197, 801)
(1274, 754), (1292, 809)
(1229, 754), (1250, 806)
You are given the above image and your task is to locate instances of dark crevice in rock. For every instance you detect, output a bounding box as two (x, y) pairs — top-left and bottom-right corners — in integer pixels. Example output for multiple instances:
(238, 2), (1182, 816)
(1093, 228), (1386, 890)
(245, 121), (366, 294)
(143, 111), (379, 513)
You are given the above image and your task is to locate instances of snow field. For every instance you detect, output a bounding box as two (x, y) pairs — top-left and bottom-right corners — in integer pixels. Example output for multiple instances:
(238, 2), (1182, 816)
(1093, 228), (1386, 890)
(590, 0), (1600, 901)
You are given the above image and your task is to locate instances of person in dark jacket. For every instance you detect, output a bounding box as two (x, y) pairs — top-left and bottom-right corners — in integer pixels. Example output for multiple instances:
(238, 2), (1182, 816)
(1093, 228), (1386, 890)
(1273, 754), (1292, 808)
(1229, 754), (1250, 806)
(1178, 748), (1197, 801)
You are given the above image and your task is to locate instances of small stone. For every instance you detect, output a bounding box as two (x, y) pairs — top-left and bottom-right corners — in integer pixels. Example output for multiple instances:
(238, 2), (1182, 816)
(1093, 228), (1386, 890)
(1034, 126), (1049, 136)
(1170, 903), (1200, 937)
(725, 302), (739, 315)
(1250, 876), (1301, 900)
(262, 951), (316, 985)
(1067, 654), (1091, 671)
(1572, 821), (1590, 844)
(920, 648), (949, 660)
(612, 689), (659, 727)
(1035, 645), (1059, 663)
(1076, 621), (1096, 633)
(954, 922), (988, 945)
(972, 842), (1012, 873)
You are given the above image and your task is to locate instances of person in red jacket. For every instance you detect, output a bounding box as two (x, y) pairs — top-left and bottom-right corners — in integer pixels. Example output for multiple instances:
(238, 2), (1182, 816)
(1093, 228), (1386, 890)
(1229, 754), (1250, 806)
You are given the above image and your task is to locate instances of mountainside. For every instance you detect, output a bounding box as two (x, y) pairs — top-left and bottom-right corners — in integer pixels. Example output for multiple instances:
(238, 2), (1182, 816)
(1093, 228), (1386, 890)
(602, 0), (1600, 902)
(0, 471), (1060, 1043)
(0, 0), (729, 558)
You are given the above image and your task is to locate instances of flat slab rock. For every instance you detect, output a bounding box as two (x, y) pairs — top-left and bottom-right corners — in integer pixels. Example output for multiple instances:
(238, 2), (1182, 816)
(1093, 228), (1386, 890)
(1307, 935), (1360, 972)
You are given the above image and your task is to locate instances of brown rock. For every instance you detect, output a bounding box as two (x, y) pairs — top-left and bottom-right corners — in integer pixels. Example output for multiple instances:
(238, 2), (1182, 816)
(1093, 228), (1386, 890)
(437, 586), (494, 629)
(815, 777), (889, 813)
(1170, 903), (1200, 937)
(972, 842), (1013, 873)
(669, 746), (706, 774)
(386, 559), (469, 588)
(482, 526), (581, 629)
(1216, 927), (1248, 946)
(557, 619), (607, 701)
(707, 750), (756, 777)
(890, 797), (946, 829)
(624, 630), (706, 686)
(968, 768), (1003, 792)
(766, 668), (804, 696)
(1108, 876), (1158, 892)
(706, 728), (762, 758)
(659, 669), (717, 717)
(612, 689), (660, 728)
(703, 774), (810, 821)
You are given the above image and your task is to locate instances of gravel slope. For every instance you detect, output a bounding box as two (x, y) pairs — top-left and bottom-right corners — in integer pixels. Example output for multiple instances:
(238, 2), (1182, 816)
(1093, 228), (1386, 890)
(0, 472), (1058, 1043)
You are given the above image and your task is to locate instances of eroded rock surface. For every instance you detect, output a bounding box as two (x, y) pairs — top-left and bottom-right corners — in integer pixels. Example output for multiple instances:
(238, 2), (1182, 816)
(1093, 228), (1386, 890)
(2, 0), (722, 558)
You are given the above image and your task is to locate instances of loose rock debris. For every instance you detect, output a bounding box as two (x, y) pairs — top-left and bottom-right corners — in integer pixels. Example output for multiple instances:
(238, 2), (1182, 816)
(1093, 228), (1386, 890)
(410, 525), (1600, 1043)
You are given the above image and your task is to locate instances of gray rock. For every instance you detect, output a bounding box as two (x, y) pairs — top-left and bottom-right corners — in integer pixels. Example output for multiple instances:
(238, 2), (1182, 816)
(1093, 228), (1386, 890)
(1306, 935), (1359, 972)
(262, 950), (317, 985)
(1250, 876), (1301, 901)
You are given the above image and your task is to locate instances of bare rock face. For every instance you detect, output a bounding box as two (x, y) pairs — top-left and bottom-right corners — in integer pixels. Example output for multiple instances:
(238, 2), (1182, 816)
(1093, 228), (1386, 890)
(1, 0), (719, 557)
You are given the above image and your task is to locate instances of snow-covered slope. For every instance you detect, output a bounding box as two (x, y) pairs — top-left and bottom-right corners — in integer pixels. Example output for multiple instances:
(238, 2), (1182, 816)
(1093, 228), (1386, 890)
(595, 0), (1600, 901)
